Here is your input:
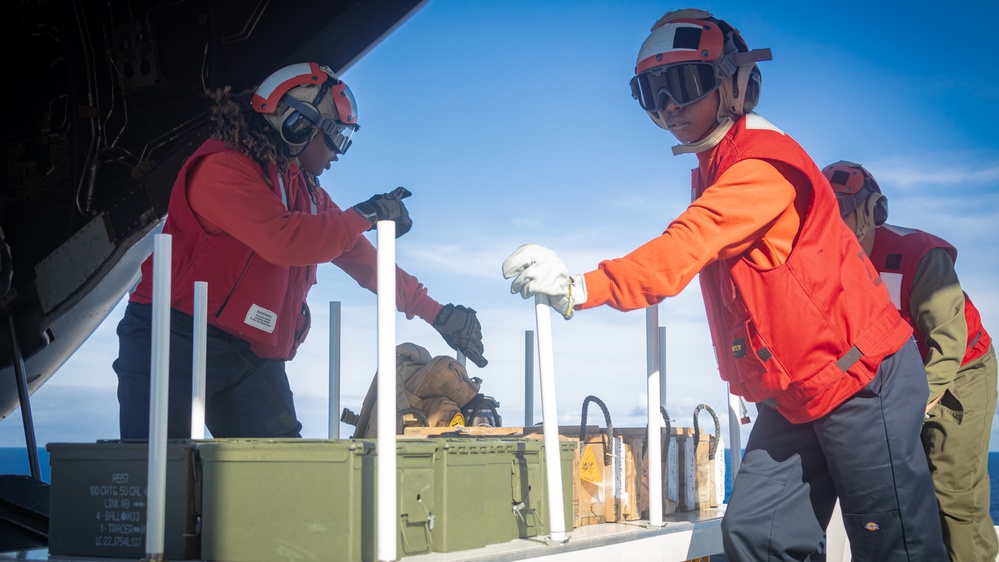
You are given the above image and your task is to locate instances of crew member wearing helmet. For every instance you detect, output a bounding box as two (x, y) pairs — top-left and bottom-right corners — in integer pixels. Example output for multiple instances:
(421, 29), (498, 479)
(825, 160), (997, 562)
(114, 62), (487, 439)
(503, 9), (945, 560)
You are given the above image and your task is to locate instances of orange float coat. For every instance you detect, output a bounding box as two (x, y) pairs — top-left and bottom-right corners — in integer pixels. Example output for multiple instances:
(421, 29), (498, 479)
(131, 139), (441, 360)
(580, 115), (912, 422)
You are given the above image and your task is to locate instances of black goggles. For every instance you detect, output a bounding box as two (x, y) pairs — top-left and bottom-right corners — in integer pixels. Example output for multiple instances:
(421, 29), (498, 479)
(281, 91), (359, 155)
(630, 63), (719, 111)
(320, 120), (357, 155)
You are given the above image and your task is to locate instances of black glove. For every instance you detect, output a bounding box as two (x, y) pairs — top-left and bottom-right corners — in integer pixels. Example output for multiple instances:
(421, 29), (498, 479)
(351, 186), (413, 238)
(433, 303), (487, 368)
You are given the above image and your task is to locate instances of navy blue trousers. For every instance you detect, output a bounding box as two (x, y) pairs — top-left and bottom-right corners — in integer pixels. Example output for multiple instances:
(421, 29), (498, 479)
(721, 340), (947, 561)
(113, 302), (302, 439)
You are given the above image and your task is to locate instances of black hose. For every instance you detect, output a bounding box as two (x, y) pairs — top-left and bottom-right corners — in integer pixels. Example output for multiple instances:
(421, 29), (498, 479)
(692, 403), (720, 460)
(579, 395), (614, 465)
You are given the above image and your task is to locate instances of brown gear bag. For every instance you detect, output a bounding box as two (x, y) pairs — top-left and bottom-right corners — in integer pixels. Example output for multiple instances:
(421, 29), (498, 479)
(350, 342), (481, 438)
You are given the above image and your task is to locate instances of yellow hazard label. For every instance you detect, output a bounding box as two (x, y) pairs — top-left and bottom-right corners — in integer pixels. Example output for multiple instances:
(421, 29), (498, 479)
(448, 413), (465, 427)
(579, 445), (602, 484)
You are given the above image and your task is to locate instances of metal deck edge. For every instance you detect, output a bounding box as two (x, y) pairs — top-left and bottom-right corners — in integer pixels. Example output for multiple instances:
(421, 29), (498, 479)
(0, 510), (726, 562)
(401, 509), (725, 562)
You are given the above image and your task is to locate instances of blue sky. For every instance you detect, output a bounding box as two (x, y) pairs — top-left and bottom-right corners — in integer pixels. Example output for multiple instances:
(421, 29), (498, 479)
(3, 0), (998, 453)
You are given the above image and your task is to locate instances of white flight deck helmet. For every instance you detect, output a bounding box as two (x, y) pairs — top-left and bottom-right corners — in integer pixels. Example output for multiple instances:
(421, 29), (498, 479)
(630, 9), (772, 154)
(822, 160), (889, 241)
(250, 62), (359, 157)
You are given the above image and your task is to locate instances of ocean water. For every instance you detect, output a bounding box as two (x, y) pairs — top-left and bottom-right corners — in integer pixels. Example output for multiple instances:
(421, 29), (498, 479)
(1, 447), (51, 483)
(4, 447), (999, 522)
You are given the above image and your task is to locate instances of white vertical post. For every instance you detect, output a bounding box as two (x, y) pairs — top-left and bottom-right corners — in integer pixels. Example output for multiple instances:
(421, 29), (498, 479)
(190, 281), (207, 440)
(456, 350), (466, 367)
(658, 326), (667, 413)
(646, 306), (663, 527)
(329, 301), (341, 439)
(727, 389), (742, 478)
(376, 221), (397, 562)
(146, 233), (171, 560)
(524, 330), (535, 427)
(534, 296), (567, 543)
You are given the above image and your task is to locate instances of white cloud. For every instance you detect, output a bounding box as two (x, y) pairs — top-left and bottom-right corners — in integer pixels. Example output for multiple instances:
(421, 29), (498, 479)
(865, 155), (999, 191)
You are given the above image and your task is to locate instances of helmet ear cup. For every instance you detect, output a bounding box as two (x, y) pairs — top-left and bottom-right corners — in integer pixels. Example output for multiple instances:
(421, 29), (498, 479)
(719, 64), (761, 118)
(864, 192), (888, 227)
(742, 66), (761, 114)
(872, 194), (888, 226)
(731, 65), (761, 115)
(279, 104), (319, 145)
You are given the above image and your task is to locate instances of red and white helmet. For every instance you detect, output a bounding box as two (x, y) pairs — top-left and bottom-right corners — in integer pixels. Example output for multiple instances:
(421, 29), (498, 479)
(631, 9), (771, 130)
(251, 62), (359, 155)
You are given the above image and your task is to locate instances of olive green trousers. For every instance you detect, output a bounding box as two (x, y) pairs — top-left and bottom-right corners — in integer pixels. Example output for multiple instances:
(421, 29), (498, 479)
(923, 344), (999, 562)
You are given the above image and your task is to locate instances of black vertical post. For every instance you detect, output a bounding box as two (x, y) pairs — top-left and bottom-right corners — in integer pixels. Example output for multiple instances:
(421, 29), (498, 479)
(8, 314), (41, 481)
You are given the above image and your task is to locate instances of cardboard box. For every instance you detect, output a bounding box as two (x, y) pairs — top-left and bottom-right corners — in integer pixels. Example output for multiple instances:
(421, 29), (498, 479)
(572, 433), (638, 526)
(616, 427), (677, 518)
(676, 428), (725, 510)
(617, 426), (725, 516)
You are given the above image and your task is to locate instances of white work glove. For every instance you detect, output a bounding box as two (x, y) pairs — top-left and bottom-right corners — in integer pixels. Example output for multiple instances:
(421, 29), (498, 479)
(502, 244), (587, 319)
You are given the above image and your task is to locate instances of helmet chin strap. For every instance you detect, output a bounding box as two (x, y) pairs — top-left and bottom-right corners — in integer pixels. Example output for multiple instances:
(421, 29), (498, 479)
(852, 206), (876, 242)
(287, 142), (307, 159)
(671, 117), (734, 155)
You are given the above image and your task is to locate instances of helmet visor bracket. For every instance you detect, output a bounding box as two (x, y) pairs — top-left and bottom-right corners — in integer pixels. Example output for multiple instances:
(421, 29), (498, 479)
(330, 82), (358, 126)
(631, 62), (719, 111)
(835, 190), (869, 219)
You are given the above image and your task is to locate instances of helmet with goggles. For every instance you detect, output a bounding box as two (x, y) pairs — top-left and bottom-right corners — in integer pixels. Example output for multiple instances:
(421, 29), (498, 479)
(251, 62), (359, 156)
(822, 160), (888, 237)
(631, 9), (772, 130)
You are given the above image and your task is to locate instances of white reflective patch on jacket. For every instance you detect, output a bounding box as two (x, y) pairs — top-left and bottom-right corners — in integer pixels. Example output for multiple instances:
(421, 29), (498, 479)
(880, 272), (903, 310)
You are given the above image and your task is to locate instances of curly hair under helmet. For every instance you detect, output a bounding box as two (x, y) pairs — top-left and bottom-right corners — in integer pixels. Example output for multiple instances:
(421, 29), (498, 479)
(207, 86), (294, 175)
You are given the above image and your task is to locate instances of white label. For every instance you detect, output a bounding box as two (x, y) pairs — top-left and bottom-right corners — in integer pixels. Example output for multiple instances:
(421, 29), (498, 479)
(667, 438), (678, 502)
(243, 304), (277, 333)
(685, 438), (696, 511)
(87, 470), (146, 550)
(715, 436), (726, 505)
(613, 437), (625, 501)
(880, 272), (903, 310)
